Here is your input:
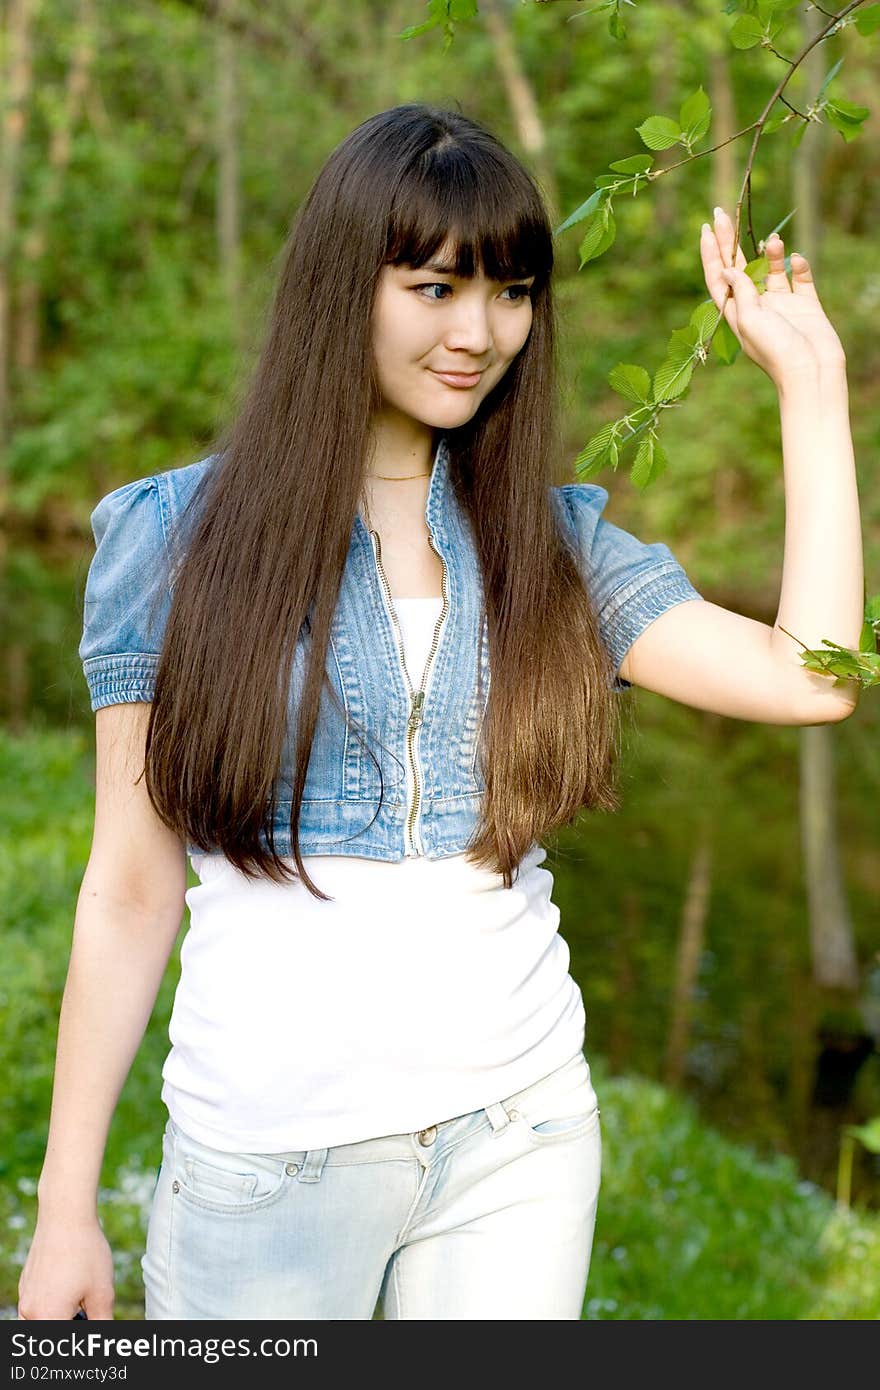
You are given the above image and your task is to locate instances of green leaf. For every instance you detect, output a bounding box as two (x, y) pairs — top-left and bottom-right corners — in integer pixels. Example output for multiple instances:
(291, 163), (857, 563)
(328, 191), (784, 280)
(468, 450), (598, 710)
(666, 323), (700, 359)
(577, 422), (616, 466)
(798, 642), (880, 689)
(635, 116), (682, 151)
(687, 110), (712, 145)
(854, 3), (880, 37)
(859, 618), (878, 654)
(790, 120), (809, 148)
(653, 356), (694, 402)
(679, 87), (711, 143)
(630, 435), (668, 490)
(712, 317), (741, 365)
(865, 593), (880, 624)
(730, 14), (765, 47)
(652, 327), (698, 400)
(825, 98), (870, 143)
(607, 363), (652, 403)
(629, 436), (653, 490)
(843, 1118), (880, 1154)
(397, 0), (477, 43)
(574, 422), (617, 478)
(648, 435), (668, 485)
(679, 87), (709, 130)
(817, 58), (845, 100)
(608, 155), (654, 174)
(553, 188), (605, 237)
(769, 208), (797, 240)
(745, 254), (770, 287)
(762, 111), (789, 134)
(609, 11), (627, 40)
(829, 96), (871, 121)
(578, 208), (616, 267)
(690, 299), (722, 343)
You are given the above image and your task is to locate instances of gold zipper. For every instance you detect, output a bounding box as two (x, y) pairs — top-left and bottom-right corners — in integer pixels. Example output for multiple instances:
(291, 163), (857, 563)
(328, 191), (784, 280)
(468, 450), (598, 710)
(369, 528), (450, 856)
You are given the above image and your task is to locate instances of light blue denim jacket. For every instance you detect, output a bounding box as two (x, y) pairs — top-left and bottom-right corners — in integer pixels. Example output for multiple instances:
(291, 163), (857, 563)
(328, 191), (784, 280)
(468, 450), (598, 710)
(79, 436), (703, 861)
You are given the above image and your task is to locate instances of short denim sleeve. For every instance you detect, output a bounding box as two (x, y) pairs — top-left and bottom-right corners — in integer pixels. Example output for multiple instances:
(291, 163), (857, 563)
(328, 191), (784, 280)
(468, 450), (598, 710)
(78, 474), (171, 711)
(557, 482), (704, 691)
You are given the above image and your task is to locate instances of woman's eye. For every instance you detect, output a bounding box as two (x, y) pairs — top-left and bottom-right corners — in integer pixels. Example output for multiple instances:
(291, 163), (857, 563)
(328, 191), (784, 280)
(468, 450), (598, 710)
(416, 283), (453, 301)
(414, 283), (532, 302)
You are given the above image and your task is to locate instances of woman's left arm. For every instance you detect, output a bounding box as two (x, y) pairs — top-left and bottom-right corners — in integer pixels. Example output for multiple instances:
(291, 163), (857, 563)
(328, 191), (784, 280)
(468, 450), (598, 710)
(618, 207), (863, 725)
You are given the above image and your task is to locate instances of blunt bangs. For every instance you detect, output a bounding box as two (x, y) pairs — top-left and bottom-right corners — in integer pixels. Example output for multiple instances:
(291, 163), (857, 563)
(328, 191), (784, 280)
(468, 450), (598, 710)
(382, 141), (553, 290)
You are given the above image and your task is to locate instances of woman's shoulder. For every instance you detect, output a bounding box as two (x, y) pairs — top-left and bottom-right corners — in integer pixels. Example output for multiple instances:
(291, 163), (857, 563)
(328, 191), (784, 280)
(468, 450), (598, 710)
(158, 453), (217, 528)
(550, 480), (611, 549)
(89, 454), (217, 532)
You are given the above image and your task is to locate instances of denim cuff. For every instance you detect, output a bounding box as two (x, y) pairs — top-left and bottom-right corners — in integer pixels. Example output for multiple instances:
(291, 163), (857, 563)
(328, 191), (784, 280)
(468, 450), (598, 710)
(82, 653), (160, 711)
(603, 561), (705, 688)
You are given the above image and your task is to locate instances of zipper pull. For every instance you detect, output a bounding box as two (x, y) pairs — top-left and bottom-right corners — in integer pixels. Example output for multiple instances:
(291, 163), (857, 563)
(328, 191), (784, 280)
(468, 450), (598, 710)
(408, 690), (425, 730)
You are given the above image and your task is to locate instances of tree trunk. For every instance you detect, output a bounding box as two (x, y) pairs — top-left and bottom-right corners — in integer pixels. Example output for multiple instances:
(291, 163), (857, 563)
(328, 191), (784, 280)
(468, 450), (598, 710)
(799, 728), (859, 990)
(648, 1), (681, 234)
(664, 825), (713, 1087)
(215, 0), (242, 351)
(607, 886), (640, 1073)
(15, 0), (95, 375)
(664, 711), (720, 1086)
(707, 42), (736, 214)
(0, 0), (39, 462)
(479, 0), (558, 225)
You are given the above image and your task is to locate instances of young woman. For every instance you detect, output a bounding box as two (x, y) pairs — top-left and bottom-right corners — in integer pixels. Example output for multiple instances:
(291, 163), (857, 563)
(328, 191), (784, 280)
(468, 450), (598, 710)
(18, 103), (861, 1322)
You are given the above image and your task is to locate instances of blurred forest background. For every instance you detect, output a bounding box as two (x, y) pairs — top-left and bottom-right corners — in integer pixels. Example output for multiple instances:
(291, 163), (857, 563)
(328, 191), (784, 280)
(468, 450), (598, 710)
(1, 0), (879, 1318)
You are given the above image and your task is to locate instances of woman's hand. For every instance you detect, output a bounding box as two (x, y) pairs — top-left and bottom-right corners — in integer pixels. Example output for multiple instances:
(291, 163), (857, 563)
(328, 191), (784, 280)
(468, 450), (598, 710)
(17, 1213), (115, 1320)
(700, 206), (847, 387)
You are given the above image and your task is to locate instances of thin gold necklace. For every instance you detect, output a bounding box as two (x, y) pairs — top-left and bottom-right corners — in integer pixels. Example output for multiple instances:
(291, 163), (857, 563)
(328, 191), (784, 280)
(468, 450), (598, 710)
(368, 471), (432, 481)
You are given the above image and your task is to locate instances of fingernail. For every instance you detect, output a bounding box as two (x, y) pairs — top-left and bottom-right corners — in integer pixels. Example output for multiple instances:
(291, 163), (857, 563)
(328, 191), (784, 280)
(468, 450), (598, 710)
(701, 222), (711, 234)
(713, 206), (724, 218)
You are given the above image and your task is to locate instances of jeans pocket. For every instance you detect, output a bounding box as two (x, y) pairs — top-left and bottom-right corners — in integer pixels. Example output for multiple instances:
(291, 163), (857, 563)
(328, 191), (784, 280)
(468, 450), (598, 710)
(172, 1127), (291, 1213)
(513, 1057), (601, 1145)
(523, 1103), (600, 1143)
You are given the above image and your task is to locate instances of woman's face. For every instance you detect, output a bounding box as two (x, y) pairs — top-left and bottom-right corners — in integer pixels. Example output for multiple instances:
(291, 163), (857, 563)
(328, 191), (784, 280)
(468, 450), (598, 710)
(370, 237), (536, 430)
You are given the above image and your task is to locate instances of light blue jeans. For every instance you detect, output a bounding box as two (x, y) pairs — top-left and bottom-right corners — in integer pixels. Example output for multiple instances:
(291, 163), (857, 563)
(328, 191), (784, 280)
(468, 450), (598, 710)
(142, 1050), (602, 1320)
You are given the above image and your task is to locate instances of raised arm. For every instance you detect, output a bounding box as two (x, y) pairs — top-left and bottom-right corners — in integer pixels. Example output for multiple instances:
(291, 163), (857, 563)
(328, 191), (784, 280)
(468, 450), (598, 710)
(618, 208), (862, 725)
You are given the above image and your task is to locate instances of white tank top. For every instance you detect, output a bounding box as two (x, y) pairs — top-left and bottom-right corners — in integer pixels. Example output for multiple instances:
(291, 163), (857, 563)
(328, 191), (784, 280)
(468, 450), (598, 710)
(160, 597), (586, 1151)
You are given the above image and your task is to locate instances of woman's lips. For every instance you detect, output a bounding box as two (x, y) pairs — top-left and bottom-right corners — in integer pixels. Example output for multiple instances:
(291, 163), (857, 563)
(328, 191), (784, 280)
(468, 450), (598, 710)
(430, 369), (483, 388)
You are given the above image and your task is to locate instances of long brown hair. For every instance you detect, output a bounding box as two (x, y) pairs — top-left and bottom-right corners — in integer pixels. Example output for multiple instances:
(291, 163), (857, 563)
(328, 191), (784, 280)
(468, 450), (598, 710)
(142, 102), (624, 900)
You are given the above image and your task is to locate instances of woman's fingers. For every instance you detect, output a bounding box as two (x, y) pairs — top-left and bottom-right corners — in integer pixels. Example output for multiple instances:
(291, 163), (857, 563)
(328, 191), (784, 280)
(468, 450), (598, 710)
(713, 206), (747, 270)
(700, 222), (740, 317)
(790, 250), (820, 299)
(764, 232), (791, 292)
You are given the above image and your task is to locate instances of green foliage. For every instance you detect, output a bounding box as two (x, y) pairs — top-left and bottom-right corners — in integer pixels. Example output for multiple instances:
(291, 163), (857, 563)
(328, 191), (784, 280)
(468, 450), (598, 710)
(823, 93), (871, 144)
(636, 86), (711, 154)
(729, 12), (773, 50)
(398, 0), (479, 50)
(636, 115), (683, 152)
(844, 1118), (880, 1155)
(578, 202), (617, 267)
(579, 1), (638, 43)
(854, 2), (880, 37)
(607, 363), (652, 403)
(587, 1064), (880, 1319)
(784, 630), (880, 689)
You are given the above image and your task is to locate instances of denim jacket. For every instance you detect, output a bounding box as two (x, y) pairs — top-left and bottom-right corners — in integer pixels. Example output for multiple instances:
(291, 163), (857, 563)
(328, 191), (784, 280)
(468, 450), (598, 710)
(79, 436), (703, 861)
